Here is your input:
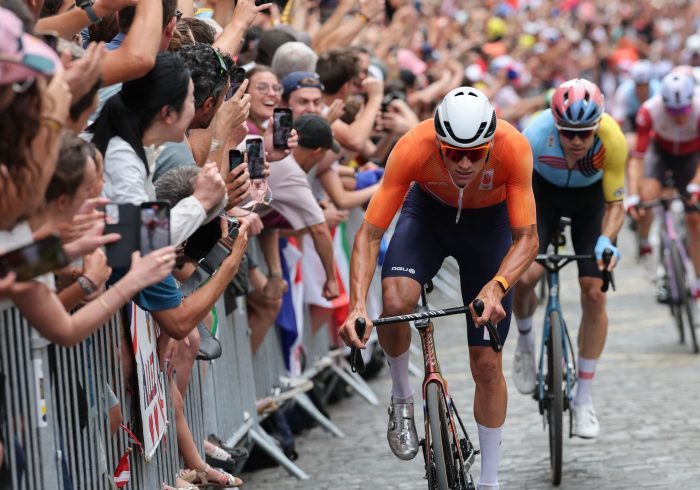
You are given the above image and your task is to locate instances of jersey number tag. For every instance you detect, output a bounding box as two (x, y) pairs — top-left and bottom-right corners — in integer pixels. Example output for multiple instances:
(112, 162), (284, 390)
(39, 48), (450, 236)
(479, 169), (494, 190)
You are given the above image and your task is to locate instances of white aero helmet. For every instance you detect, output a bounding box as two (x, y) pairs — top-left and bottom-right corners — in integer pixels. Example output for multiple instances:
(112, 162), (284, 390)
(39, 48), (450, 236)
(434, 87), (497, 148)
(630, 60), (654, 84)
(661, 71), (695, 109)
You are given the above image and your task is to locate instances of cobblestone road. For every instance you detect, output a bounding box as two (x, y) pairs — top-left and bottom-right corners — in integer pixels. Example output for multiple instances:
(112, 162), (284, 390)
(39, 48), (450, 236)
(240, 227), (700, 489)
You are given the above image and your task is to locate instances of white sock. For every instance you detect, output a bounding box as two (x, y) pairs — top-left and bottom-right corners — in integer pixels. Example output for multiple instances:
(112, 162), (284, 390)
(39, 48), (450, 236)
(476, 423), (502, 489)
(574, 357), (597, 406)
(385, 349), (413, 403)
(515, 315), (535, 352)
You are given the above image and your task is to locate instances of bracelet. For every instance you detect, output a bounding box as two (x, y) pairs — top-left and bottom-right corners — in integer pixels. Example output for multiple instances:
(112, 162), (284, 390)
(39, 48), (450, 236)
(268, 271), (284, 279)
(97, 296), (112, 315)
(39, 116), (64, 132)
(356, 12), (370, 23)
(492, 275), (510, 293)
(112, 282), (130, 303)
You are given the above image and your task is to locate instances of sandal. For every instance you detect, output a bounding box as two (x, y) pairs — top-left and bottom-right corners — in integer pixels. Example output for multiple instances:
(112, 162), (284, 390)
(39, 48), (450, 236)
(207, 434), (249, 461)
(194, 464), (243, 488)
(204, 445), (235, 473)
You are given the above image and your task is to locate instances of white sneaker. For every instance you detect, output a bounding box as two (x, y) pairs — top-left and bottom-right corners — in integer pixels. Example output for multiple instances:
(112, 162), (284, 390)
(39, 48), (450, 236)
(512, 344), (536, 394)
(571, 403), (600, 439)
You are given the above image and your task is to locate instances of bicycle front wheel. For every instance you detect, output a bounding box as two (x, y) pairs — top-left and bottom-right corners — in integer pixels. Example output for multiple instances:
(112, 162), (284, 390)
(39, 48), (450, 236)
(546, 311), (564, 486)
(665, 245), (686, 342)
(427, 382), (453, 490)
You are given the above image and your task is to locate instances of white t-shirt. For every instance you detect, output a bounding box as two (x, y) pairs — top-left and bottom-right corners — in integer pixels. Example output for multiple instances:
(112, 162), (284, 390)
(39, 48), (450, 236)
(102, 136), (207, 245)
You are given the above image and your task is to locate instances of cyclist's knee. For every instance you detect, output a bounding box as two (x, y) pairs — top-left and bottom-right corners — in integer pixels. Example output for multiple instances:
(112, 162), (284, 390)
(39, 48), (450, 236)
(382, 279), (420, 315)
(470, 351), (502, 386)
(580, 280), (606, 309)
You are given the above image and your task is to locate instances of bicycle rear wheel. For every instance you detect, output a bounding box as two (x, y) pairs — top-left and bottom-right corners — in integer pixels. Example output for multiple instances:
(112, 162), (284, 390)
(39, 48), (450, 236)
(427, 382), (453, 490)
(669, 243), (699, 353)
(546, 311), (563, 486)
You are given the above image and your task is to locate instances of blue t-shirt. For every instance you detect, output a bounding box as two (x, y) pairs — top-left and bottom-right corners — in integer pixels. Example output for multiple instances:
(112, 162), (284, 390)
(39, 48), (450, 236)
(109, 270), (183, 312)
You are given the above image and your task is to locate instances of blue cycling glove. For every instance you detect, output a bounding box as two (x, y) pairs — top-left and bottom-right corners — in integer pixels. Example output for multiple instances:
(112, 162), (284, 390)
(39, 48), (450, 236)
(355, 168), (384, 190)
(594, 235), (621, 262)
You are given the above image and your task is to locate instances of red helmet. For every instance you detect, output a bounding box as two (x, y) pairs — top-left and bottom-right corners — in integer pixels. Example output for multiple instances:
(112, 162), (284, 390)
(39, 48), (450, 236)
(550, 78), (605, 128)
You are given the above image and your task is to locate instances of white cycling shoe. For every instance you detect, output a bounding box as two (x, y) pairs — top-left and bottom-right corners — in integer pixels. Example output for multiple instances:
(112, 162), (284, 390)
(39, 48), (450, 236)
(512, 343), (537, 395)
(571, 402), (600, 439)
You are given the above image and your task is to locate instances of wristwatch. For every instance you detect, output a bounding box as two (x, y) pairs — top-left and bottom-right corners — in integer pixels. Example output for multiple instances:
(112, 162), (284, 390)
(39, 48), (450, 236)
(75, 0), (101, 24)
(199, 241), (230, 276)
(76, 275), (97, 296)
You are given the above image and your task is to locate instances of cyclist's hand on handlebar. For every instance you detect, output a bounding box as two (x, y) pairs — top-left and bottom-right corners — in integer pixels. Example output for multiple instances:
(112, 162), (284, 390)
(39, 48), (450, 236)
(594, 236), (620, 271)
(624, 195), (644, 220)
(339, 307), (372, 349)
(469, 282), (506, 326)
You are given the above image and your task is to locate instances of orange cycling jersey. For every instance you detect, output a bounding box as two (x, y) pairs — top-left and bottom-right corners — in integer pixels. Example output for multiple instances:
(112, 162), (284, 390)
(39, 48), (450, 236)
(365, 119), (537, 229)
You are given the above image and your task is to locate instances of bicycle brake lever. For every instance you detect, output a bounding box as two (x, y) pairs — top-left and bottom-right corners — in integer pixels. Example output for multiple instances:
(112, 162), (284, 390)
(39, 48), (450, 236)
(601, 249), (616, 293)
(471, 299), (503, 353)
(350, 317), (366, 373)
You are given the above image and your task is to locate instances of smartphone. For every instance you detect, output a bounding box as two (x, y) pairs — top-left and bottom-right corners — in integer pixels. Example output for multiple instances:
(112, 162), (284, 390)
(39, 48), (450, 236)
(104, 203), (140, 268)
(273, 108), (293, 149)
(245, 137), (265, 179)
(225, 67), (247, 101)
(228, 149), (244, 173)
(0, 235), (68, 282)
(139, 202), (170, 256)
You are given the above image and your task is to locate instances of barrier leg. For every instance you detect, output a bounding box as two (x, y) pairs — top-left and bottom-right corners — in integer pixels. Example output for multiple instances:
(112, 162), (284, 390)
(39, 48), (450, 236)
(330, 358), (379, 406)
(292, 393), (345, 437)
(248, 424), (310, 480)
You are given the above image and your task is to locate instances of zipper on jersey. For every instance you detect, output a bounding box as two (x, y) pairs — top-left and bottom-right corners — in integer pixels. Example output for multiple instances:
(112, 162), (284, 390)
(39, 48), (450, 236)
(455, 187), (464, 224)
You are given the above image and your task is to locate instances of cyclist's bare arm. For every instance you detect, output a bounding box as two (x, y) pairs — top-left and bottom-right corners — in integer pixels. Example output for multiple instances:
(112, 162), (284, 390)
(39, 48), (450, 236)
(339, 220), (385, 349)
(472, 224), (538, 326)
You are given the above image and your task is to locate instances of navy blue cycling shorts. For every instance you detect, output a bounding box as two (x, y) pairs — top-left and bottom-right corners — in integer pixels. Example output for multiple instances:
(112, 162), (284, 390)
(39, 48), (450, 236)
(381, 185), (513, 348)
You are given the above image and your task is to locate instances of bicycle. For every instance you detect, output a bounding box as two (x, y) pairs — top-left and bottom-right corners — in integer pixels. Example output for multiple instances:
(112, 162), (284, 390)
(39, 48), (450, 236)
(533, 217), (614, 486)
(349, 282), (501, 490)
(638, 194), (699, 353)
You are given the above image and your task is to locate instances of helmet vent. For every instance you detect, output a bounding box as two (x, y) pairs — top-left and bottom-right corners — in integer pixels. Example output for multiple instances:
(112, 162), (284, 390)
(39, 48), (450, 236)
(483, 111), (497, 139)
(434, 110), (446, 137)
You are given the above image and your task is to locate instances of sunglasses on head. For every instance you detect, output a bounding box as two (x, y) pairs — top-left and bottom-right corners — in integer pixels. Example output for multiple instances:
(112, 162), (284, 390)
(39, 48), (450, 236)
(439, 141), (490, 162)
(555, 124), (598, 140)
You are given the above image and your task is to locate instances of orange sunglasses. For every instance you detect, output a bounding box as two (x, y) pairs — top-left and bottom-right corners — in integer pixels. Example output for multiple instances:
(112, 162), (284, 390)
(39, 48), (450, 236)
(438, 140), (491, 162)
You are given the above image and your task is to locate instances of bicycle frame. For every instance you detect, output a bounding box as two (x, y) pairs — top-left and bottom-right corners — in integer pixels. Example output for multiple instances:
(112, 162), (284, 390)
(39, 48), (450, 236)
(655, 200), (697, 301)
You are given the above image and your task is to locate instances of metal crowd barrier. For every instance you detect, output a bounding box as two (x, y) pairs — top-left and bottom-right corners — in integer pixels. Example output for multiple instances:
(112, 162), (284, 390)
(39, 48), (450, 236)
(0, 218), (389, 489)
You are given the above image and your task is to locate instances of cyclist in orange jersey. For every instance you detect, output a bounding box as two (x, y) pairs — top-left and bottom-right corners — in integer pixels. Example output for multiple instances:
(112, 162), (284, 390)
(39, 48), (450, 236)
(339, 87), (538, 490)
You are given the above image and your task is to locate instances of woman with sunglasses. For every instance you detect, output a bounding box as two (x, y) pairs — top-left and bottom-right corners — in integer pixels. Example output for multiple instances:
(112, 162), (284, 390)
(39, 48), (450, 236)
(511, 78), (627, 441)
(338, 86), (538, 490)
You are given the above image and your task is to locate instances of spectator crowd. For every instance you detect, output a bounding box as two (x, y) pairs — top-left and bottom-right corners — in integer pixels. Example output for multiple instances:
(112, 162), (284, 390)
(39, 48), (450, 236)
(1, 0), (700, 487)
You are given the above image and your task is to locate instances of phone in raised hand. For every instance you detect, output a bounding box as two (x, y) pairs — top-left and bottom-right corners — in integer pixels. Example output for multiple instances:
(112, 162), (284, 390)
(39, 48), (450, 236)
(228, 149), (244, 173)
(0, 235), (68, 281)
(139, 201), (170, 256)
(245, 137), (265, 180)
(225, 67), (247, 101)
(273, 107), (293, 149)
